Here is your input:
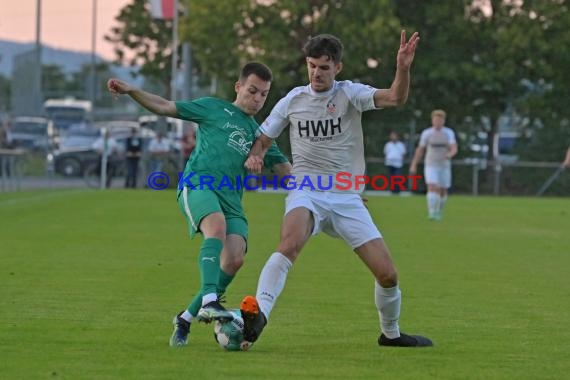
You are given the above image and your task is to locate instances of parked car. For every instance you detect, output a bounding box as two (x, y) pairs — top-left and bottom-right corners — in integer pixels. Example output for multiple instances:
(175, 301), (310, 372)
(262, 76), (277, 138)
(50, 123), (158, 177)
(50, 126), (100, 177)
(9, 116), (54, 151)
(58, 124), (99, 148)
(51, 147), (100, 177)
(138, 115), (185, 152)
(94, 121), (157, 156)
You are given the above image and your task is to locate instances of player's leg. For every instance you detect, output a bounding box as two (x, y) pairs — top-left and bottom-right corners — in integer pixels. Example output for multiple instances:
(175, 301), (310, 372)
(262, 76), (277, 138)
(171, 188), (232, 345)
(424, 166), (441, 219)
(171, 211), (229, 345)
(172, 188), (216, 345)
(242, 207), (313, 342)
(330, 195), (432, 347)
(426, 184), (441, 220)
(329, 195), (400, 341)
(196, 200), (249, 323)
(178, 234), (245, 320)
(195, 212), (236, 322)
(216, 234), (246, 301)
(261, 207), (313, 310)
(354, 239), (399, 335)
(438, 166), (451, 218)
(354, 239), (432, 347)
(437, 187), (447, 219)
(218, 217), (248, 293)
(242, 192), (317, 343)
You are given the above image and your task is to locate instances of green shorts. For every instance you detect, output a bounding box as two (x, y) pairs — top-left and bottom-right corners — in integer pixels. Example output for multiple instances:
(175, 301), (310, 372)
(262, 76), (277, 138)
(177, 187), (248, 241)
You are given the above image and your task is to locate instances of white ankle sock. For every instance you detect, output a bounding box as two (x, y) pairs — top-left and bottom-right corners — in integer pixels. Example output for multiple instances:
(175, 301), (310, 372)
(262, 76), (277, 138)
(181, 310), (193, 322)
(256, 252), (293, 319)
(439, 194), (447, 212)
(375, 282), (401, 339)
(201, 292), (217, 306)
(427, 192), (440, 215)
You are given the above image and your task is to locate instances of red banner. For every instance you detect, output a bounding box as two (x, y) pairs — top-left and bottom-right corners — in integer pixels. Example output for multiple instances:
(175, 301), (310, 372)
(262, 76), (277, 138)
(149, 0), (174, 20)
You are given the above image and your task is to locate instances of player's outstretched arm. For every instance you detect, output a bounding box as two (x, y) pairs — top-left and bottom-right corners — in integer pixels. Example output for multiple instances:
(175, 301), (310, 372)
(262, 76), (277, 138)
(245, 133), (274, 174)
(374, 30), (420, 108)
(107, 78), (178, 117)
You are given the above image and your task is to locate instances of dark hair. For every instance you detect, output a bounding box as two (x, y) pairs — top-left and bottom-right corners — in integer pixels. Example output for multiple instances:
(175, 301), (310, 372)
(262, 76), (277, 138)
(303, 34), (344, 63)
(240, 62), (273, 82)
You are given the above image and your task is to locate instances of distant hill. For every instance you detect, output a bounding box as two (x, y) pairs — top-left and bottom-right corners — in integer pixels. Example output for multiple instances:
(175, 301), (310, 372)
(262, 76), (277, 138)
(0, 39), (143, 86)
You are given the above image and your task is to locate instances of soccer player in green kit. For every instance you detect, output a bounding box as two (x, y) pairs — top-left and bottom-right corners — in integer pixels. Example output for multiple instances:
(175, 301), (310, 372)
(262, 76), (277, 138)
(107, 62), (291, 346)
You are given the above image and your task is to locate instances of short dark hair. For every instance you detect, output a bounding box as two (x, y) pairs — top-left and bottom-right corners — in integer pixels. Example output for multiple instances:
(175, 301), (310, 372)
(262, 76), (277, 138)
(240, 62), (273, 82)
(303, 34), (344, 63)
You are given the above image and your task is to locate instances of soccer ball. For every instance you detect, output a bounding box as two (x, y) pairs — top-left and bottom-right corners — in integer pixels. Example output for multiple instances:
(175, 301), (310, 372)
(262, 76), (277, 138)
(213, 309), (253, 351)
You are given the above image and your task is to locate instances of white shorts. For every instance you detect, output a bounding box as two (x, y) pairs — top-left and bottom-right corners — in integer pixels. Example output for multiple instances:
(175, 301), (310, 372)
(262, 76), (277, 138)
(284, 190), (382, 249)
(424, 165), (452, 188)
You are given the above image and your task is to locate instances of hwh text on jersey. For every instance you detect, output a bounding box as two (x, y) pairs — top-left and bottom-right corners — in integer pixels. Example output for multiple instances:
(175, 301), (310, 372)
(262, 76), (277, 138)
(298, 117), (342, 139)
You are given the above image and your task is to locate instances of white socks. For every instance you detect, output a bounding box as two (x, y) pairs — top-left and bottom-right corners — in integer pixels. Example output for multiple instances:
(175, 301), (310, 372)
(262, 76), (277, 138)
(439, 194), (447, 212)
(256, 252), (293, 319)
(375, 282), (401, 339)
(255, 253), (402, 339)
(201, 292), (217, 306)
(427, 192), (440, 215)
(181, 310), (193, 323)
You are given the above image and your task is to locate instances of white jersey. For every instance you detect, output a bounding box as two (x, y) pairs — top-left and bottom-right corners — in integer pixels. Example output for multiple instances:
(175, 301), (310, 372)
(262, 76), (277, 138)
(418, 126), (456, 167)
(261, 80), (378, 193)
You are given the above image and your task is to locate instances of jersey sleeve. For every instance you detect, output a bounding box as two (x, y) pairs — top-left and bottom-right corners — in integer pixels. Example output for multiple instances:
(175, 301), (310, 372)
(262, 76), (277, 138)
(342, 81), (378, 112)
(175, 98), (212, 123)
(445, 128), (457, 144)
(263, 141), (290, 168)
(419, 129), (430, 147)
(260, 96), (292, 139)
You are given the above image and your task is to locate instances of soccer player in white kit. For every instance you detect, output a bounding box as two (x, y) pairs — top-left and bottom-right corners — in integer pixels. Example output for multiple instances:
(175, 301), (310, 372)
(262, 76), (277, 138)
(240, 31), (432, 347)
(410, 109), (458, 220)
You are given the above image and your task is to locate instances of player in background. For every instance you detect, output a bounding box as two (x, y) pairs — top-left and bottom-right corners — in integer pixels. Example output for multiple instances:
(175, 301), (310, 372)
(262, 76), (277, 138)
(107, 62), (291, 346)
(410, 109), (458, 220)
(241, 31), (433, 348)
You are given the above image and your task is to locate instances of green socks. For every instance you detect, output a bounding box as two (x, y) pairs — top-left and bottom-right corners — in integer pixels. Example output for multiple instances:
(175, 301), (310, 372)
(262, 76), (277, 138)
(199, 238), (223, 296)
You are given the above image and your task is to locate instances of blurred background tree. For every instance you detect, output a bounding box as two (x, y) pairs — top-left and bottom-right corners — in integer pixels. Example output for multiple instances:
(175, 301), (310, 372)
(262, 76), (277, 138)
(104, 0), (175, 96)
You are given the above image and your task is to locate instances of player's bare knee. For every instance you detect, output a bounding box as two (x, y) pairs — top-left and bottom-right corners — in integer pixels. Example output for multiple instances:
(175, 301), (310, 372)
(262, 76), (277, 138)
(377, 269), (398, 288)
(202, 226), (226, 241)
(199, 213), (227, 240)
(277, 239), (302, 262)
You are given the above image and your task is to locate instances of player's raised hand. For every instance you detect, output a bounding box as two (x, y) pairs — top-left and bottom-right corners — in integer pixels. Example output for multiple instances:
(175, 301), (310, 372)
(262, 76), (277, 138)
(396, 30), (420, 70)
(245, 155), (264, 174)
(107, 78), (131, 99)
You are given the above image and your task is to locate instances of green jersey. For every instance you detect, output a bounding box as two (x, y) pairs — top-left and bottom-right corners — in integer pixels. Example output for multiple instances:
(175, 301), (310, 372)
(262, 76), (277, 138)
(175, 97), (288, 196)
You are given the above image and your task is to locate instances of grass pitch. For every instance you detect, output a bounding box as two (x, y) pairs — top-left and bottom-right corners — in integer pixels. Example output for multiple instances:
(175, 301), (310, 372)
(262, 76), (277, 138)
(1, 190), (569, 379)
